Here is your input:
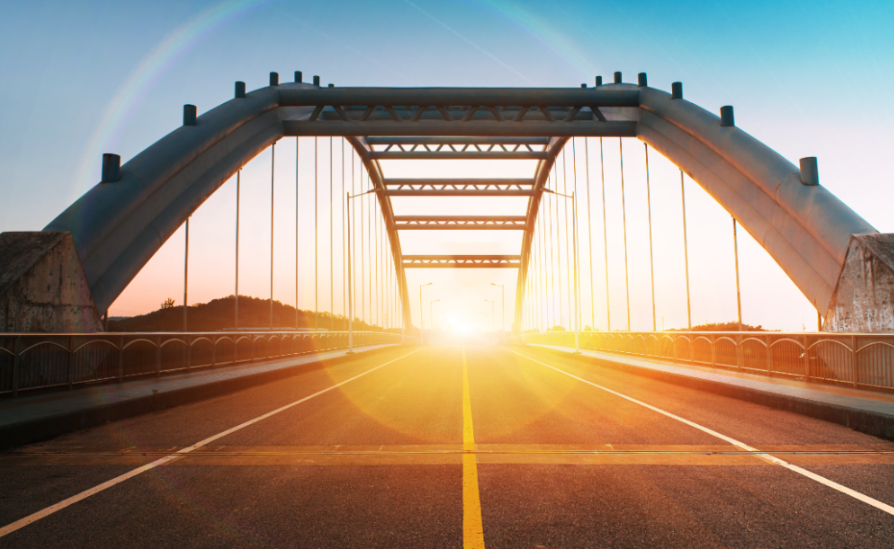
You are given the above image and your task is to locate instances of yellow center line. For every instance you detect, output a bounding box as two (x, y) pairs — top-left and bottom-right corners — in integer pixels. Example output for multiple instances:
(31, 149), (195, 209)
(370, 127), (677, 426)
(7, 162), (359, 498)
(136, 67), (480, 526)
(462, 347), (486, 549)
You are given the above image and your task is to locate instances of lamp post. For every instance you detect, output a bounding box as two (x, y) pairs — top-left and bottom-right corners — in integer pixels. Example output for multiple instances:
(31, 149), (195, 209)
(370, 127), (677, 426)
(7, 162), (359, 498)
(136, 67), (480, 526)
(490, 283), (505, 344)
(430, 299), (440, 345)
(346, 188), (376, 353)
(543, 188), (581, 354)
(484, 299), (495, 344)
(420, 282), (433, 344)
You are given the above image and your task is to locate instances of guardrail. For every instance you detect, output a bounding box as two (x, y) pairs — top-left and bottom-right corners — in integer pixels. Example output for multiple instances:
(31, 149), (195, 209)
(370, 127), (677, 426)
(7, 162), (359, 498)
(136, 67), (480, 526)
(524, 331), (894, 392)
(0, 331), (403, 397)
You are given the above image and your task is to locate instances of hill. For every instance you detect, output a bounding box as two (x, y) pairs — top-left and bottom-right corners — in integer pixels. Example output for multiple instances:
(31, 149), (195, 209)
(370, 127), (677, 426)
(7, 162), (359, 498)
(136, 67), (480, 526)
(109, 295), (387, 333)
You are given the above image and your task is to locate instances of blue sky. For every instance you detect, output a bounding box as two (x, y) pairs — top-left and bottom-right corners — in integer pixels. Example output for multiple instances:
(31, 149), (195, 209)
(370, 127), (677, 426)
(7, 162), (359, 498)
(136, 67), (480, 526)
(1, 0), (892, 331)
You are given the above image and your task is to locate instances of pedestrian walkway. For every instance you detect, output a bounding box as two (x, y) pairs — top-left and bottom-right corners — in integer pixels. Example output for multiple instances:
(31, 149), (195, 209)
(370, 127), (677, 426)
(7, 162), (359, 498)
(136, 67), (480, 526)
(0, 344), (398, 449)
(529, 343), (894, 439)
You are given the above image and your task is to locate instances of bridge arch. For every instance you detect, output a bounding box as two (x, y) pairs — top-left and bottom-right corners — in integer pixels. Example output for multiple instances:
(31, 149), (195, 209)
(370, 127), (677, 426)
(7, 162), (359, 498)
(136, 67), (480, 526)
(43, 79), (875, 333)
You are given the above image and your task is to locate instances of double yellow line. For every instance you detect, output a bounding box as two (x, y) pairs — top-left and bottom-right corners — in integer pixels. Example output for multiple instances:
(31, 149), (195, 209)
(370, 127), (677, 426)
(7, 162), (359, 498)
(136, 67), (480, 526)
(462, 348), (486, 548)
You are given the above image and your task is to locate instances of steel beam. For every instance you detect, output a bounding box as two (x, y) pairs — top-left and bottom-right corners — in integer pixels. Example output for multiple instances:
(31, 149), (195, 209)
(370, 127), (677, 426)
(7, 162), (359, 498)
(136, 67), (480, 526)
(283, 120), (636, 138)
(370, 151), (547, 160)
(403, 255), (521, 268)
(394, 216), (527, 230)
(278, 87), (640, 107)
(385, 178), (534, 197)
(367, 137), (550, 146)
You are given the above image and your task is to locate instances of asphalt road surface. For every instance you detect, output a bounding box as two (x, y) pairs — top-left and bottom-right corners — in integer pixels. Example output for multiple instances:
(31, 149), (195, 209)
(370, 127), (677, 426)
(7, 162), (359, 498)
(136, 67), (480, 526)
(2, 345), (893, 548)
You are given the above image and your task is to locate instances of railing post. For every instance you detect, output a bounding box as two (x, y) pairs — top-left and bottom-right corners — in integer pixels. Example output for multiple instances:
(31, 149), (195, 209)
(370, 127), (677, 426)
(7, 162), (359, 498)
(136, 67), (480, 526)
(212, 336), (217, 368)
(118, 335), (124, 382)
(156, 335), (162, 377)
(851, 334), (858, 387)
(735, 333), (744, 371)
(250, 336), (255, 363)
(766, 334), (775, 376)
(67, 336), (74, 390)
(12, 336), (22, 398)
(186, 335), (192, 372)
(802, 334), (810, 382)
(710, 333), (717, 366)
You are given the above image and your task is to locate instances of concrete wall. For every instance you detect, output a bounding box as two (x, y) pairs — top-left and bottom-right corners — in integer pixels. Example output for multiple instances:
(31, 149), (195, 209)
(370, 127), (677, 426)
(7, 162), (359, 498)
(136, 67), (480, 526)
(0, 232), (102, 333)
(824, 234), (894, 333)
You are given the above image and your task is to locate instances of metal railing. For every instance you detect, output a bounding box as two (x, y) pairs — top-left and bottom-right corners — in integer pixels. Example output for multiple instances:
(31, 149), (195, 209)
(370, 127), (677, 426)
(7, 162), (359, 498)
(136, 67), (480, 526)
(524, 331), (894, 392)
(0, 331), (403, 397)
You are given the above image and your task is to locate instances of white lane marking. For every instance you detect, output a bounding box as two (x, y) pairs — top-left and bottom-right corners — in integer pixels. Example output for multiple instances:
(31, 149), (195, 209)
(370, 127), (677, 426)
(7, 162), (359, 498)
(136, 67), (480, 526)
(0, 349), (421, 538)
(510, 349), (894, 517)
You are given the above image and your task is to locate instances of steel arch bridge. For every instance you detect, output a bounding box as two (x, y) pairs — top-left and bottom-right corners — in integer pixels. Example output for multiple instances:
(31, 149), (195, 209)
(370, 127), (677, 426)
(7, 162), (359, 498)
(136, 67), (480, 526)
(41, 71), (879, 334)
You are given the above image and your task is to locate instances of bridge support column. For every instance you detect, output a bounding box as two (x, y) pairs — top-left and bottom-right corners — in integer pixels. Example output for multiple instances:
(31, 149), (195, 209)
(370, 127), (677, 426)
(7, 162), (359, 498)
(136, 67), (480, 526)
(824, 233), (894, 332)
(0, 232), (103, 332)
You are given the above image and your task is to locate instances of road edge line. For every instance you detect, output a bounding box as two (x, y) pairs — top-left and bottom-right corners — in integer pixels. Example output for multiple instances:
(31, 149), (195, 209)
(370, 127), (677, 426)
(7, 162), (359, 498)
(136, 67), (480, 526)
(509, 348), (894, 517)
(0, 349), (422, 539)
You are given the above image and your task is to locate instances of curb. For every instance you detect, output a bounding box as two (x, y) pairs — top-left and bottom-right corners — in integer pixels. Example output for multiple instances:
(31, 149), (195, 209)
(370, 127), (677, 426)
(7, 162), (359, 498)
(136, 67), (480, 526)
(528, 345), (894, 442)
(0, 345), (404, 451)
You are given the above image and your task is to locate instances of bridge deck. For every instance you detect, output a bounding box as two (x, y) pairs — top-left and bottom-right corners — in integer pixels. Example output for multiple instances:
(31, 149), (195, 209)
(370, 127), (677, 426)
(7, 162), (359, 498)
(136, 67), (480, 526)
(1, 345), (893, 547)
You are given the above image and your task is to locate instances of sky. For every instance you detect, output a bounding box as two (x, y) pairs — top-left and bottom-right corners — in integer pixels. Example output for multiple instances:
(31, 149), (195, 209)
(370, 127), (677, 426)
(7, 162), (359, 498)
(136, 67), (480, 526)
(1, 0), (892, 333)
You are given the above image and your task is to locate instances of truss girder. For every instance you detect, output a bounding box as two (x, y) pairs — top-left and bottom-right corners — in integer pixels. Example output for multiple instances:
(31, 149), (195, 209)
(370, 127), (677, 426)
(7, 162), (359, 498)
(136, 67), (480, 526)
(384, 178), (534, 197)
(394, 216), (527, 230)
(402, 255), (521, 268)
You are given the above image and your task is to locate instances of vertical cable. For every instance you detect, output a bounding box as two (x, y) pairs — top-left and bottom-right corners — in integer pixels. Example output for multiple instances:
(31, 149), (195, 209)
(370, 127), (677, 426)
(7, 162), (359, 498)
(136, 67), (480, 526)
(572, 139), (580, 332)
(600, 138), (610, 331)
(584, 138), (595, 331)
(270, 142), (275, 330)
(342, 140), (346, 325)
(315, 138), (319, 329)
(355, 166), (369, 322)
(375, 200), (380, 327)
(562, 147), (572, 329)
(733, 218), (743, 331)
(552, 166), (563, 328)
(619, 138), (630, 331)
(352, 152), (356, 324)
(183, 217), (189, 332)
(235, 170), (240, 329)
(681, 170), (692, 330)
(295, 137), (301, 330)
(330, 137), (334, 330)
(539, 200), (548, 331)
(645, 144), (656, 331)
(548, 173), (558, 329)
(368, 175), (372, 326)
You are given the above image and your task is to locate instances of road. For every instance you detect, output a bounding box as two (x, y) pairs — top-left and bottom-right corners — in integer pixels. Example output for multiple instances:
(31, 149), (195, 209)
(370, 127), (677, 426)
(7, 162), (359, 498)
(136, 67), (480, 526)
(1, 345), (893, 548)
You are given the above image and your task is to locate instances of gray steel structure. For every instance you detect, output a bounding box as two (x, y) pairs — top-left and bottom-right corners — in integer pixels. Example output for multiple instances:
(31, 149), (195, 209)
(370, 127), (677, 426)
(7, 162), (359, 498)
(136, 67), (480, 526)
(44, 77), (876, 333)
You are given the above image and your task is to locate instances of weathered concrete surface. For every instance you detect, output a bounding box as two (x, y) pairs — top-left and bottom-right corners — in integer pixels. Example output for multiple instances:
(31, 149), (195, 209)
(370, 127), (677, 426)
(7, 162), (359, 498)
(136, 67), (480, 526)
(824, 234), (894, 332)
(0, 232), (102, 333)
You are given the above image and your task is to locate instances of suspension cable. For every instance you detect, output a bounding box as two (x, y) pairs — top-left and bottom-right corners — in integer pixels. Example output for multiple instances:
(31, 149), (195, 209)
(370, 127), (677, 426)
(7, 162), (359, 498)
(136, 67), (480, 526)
(600, 137), (610, 331)
(584, 138), (595, 331)
(681, 169), (692, 330)
(620, 138), (630, 331)
(645, 143), (656, 331)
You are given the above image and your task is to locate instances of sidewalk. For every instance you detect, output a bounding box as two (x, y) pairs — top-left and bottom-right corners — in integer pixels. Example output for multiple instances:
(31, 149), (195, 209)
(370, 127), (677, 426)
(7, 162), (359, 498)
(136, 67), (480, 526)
(0, 344), (399, 450)
(529, 344), (894, 440)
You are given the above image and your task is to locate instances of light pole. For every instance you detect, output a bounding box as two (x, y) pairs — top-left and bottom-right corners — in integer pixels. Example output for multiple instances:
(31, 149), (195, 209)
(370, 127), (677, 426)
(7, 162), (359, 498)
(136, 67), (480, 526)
(420, 282), (433, 344)
(346, 188), (376, 353)
(430, 299), (440, 344)
(543, 188), (581, 354)
(484, 299), (495, 344)
(490, 283), (505, 344)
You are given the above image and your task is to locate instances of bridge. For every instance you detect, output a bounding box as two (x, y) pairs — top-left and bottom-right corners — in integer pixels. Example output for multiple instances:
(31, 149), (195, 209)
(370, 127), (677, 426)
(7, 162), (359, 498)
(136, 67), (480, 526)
(1, 72), (894, 546)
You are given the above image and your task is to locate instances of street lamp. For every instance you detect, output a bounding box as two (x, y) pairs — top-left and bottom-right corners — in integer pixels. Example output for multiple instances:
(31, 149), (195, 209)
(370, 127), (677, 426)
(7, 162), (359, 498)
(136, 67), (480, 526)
(420, 282), (433, 344)
(346, 188), (377, 354)
(484, 298), (495, 344)
(430, 299), (440, 345)
(542, 188), (582, 354)
(490, 283), (505, 344)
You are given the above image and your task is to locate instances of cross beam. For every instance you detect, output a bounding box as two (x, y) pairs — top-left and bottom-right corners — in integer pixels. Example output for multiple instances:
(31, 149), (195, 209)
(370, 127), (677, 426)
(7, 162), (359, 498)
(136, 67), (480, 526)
(384, 179), (534, 197)
(402, 255), (521, 268)
(394, 216), (527, 230)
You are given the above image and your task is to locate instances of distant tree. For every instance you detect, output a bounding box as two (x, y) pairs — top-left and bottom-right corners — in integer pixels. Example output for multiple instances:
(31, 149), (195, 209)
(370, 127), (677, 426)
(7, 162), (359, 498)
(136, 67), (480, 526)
(160, 297), (175, 309)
